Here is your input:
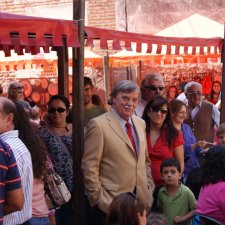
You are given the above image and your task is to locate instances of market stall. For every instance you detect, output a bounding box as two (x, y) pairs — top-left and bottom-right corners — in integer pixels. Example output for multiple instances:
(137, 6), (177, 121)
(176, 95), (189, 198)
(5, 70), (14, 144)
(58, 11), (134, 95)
(0, 12), (80, 96)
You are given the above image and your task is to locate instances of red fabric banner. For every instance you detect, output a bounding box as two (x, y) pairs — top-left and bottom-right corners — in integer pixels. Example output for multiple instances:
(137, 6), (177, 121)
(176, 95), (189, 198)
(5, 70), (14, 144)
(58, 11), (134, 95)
(0, 12), (80, 56)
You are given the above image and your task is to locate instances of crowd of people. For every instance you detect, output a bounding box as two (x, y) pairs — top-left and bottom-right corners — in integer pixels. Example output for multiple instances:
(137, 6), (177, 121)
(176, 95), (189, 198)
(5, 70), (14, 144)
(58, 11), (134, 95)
(0, 72), (224, 225)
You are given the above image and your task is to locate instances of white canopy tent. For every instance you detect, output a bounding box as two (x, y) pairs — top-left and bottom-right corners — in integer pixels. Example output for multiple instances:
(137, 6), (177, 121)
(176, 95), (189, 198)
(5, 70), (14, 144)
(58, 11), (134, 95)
(155, 13), (224, 38)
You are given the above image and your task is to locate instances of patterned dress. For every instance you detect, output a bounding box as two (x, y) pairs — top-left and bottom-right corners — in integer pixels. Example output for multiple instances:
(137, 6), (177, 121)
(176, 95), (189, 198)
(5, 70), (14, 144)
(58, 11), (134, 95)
(38, 127), (73, 192)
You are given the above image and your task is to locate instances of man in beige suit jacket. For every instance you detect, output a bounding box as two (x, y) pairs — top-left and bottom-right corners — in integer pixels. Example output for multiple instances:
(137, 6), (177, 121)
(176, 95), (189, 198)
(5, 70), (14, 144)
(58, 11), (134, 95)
(82, 80), (155, 225)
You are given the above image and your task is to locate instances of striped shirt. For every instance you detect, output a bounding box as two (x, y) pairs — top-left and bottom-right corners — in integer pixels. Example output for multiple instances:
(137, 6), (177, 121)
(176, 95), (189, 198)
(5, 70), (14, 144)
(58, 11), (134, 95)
(1, 131), (33, 225)
(0, 140), (22, 225)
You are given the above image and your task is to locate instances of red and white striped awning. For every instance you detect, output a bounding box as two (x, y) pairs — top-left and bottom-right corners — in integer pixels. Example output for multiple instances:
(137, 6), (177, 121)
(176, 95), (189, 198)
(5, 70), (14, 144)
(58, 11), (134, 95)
(85, 26), (223, 55)
(0, 12), (223, 57)
(0, 13), (80, 57)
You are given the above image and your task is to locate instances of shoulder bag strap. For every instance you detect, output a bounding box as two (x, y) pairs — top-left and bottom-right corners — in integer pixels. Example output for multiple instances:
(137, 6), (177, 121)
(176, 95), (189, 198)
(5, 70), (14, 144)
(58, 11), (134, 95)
(46, 126), (73, 166)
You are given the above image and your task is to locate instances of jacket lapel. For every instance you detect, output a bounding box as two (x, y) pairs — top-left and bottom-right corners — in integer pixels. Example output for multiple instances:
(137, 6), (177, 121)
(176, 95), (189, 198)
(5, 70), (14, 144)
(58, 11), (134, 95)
(106, 111), (135, 153)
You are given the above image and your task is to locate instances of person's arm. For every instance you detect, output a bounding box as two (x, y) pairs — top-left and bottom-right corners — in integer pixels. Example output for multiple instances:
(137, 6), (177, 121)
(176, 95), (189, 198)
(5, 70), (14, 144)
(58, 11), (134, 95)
(173, 210), (195, 223)
(145, 148), (155, 193)
(173, 145), (184, 174)
(3, 188), (24, 215)
(48, 211), (56, 225)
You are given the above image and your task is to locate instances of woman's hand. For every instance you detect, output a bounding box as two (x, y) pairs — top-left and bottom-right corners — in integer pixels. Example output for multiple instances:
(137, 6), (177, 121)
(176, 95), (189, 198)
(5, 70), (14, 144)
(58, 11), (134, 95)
(137, 210), (147, 225)
(48, 214), (56, 225)
(197, 140), (207, 148)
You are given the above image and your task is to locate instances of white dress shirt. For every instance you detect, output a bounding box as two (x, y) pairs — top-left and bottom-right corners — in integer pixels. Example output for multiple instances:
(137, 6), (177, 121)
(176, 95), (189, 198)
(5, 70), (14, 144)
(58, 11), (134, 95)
(188, 100), (220, 127)
(135, 98), (147, 118)
(1, 130), (33, 225)
(111, 109), (139, 155)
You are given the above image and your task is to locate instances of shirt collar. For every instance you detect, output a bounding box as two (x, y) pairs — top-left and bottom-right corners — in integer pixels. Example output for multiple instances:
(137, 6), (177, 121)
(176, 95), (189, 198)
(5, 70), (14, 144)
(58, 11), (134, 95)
(188, 99), (202, 109)
(0, 130), (19, 141)
(111, 109), (133, 127)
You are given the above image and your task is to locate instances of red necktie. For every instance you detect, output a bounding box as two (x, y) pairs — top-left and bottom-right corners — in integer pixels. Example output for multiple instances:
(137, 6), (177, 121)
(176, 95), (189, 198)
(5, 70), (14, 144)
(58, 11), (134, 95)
(126, 122), (137, 158)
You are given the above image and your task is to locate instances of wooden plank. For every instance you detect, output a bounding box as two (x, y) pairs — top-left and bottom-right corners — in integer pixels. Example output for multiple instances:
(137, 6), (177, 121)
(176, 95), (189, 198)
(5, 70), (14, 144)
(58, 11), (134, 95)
(57, 37), (69, 97)
(220, 23), (225, 124)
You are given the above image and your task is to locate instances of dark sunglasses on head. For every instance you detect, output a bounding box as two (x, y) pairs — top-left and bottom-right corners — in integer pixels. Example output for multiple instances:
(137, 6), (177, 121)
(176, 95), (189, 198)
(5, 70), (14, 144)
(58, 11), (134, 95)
(48, 107), (66, 113)
(150, 108), (168, 114)
(145, 85), (164, 91)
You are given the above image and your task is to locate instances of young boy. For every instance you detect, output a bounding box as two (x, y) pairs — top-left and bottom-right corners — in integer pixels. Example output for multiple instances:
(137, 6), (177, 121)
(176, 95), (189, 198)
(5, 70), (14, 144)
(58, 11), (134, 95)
(216, 123), (225, 146)
(157, 158), (196, 225)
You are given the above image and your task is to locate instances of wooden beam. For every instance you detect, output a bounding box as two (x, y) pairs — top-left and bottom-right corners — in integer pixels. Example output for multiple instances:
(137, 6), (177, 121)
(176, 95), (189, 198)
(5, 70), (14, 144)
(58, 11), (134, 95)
(103, 52), (109, 102)
(72, 0), (85, 224)
(220, 24), (225, 124)
(57, 37), (69, 97)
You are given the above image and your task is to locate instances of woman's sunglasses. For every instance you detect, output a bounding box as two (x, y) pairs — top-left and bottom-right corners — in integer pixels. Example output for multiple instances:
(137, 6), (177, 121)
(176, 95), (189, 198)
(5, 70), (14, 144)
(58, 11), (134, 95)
(48, 107), (66, 113)
(150, 108), (168, 114)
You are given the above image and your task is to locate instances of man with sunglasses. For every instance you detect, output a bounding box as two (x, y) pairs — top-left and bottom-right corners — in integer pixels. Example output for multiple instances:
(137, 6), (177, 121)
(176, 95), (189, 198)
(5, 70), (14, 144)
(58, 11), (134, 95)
(135, 73), (165, 117)
(82, 80), (155, 225)
(7, 81), (39, 120)
(184, 81), (220, 143)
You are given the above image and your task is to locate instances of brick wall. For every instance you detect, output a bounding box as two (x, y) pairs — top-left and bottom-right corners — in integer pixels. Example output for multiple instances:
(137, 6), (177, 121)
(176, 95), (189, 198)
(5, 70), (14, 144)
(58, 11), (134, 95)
(87, 0), (116, 29)
(0, 0), (117, 30)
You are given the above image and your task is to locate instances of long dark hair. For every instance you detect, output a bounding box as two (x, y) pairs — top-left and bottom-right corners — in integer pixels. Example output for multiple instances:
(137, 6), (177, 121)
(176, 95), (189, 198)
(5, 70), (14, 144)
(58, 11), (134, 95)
(142, 96), (178, 147)
(105, 192), (145, 225)
(200, 146), (225, 186)
(14, 102), (47, 179)
(209, 80), (221, 102)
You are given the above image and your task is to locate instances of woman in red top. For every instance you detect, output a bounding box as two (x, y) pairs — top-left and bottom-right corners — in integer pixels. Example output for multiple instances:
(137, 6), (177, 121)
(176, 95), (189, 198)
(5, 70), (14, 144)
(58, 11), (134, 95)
(142, 96), (184, 185)
(142, 96), (184, 211)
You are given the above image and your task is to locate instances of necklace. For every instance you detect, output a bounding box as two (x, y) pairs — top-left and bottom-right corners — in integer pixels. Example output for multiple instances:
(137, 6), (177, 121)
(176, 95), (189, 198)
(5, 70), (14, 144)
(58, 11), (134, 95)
(50, 123), (69, 132)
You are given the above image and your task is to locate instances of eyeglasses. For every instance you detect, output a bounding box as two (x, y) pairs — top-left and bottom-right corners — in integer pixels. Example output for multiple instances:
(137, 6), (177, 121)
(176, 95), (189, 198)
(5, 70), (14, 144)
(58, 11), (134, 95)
(48, 107), (66, 113)
(187, 92), (202, 97)
(11, 86), (23, 90)
(178, 111), (187, 115)
(150, 108), (168, 114)
(145, 85), (164, 91)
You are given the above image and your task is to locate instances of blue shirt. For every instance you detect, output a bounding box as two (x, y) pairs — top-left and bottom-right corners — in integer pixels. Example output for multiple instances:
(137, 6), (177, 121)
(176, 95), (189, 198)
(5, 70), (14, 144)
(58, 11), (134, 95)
(182, 124), (201, 180)
(0, 139), (21, 225)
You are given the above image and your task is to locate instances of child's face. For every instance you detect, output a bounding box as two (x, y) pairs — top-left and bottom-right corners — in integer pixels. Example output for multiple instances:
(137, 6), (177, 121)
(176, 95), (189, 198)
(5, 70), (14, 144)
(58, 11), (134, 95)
(218, 132), (225, 146)
(161, 166), (180, 186)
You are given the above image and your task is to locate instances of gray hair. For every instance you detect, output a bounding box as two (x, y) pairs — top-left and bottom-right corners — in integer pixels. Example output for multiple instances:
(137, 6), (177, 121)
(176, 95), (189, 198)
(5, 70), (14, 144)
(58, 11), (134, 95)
(184, 81), (202, 93)
(140, 72), (164, 89)
(7, 81), (21, 93)
(108, 80), (140, 105)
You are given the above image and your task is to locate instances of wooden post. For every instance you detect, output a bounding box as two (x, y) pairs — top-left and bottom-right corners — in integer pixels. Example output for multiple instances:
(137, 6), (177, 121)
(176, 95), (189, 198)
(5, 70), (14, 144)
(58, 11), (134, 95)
(57, 37), (69, 97)
(72, 0), (85, 224)
(220, 25), (225, 124)
(103, 52), (109, 103)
